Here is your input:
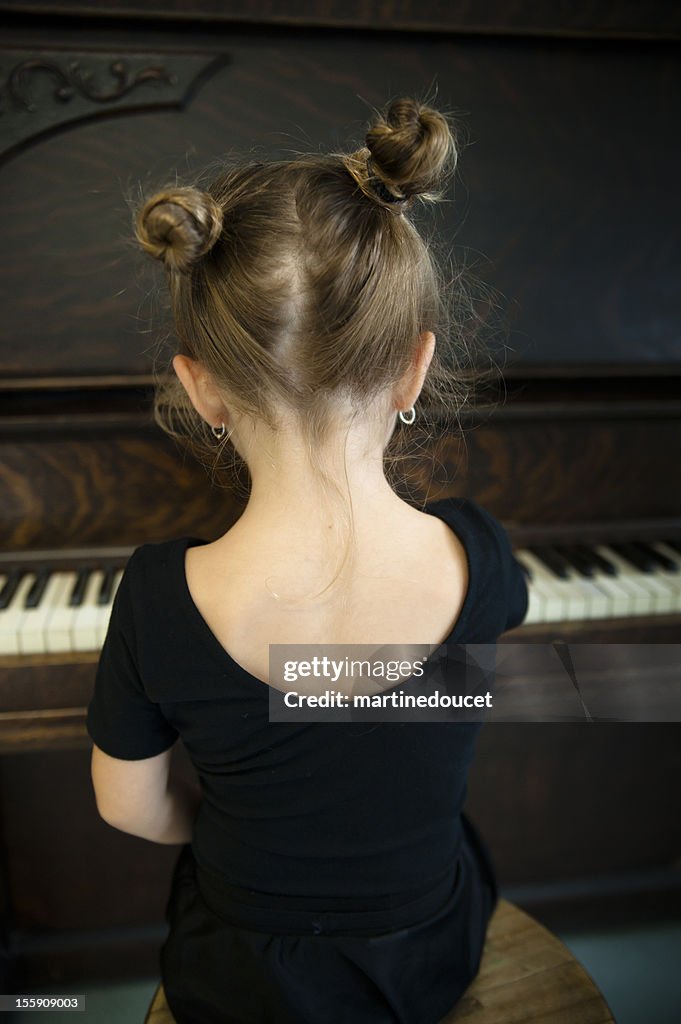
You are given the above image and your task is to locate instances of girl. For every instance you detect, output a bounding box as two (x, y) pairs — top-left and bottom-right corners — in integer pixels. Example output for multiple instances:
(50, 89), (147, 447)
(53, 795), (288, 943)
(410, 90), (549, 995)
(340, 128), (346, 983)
(87, 97), (528, 1023)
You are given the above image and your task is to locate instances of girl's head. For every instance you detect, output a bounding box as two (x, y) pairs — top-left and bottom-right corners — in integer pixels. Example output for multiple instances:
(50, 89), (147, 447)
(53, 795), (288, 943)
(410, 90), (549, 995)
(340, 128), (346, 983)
(134, 97), (494, 590)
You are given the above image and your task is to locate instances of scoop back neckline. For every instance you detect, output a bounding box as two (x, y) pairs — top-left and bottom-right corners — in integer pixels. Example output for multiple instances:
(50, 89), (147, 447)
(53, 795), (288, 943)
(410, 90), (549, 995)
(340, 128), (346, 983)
(176, 498), (475, 692)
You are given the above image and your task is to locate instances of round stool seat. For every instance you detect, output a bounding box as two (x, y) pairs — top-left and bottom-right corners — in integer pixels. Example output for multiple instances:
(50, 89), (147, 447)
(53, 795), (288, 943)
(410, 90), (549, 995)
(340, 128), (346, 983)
(144, 898), (616, 1023)
(441, 898), (616, 1022)
(144, 980), (175, 1024)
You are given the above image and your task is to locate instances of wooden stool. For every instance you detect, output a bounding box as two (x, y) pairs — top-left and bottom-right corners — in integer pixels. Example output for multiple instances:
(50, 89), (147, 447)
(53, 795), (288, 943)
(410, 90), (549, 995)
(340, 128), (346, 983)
(143, 981), (175, 1024)
(441, 898), (616, 1022)
(143, 899), (616, 1023)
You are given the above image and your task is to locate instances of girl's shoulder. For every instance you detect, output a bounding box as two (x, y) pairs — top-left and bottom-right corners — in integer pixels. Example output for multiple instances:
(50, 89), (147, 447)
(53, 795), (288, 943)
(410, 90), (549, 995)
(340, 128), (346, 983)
(423, 495), (515, 555)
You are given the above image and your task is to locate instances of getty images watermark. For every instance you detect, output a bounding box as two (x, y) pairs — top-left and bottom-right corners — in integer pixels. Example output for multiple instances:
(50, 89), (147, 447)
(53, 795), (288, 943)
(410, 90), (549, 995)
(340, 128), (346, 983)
(267, 643), (681, 723)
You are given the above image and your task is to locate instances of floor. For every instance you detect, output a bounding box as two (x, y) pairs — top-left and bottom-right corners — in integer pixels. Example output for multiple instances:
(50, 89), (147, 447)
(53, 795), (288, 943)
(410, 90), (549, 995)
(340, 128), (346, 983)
(7, 918), (681, 1022)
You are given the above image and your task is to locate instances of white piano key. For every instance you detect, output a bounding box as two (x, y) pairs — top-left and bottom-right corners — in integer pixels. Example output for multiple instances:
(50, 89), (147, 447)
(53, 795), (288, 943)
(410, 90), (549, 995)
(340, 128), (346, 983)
(536, 551), (615, 619)
(17, 572), (66, 655)
(592, 547), (657, 614)
(522, 582), (545, 624)
(94, 569), (124, 646)
(577, 565), (638, 618)
(562, 570), (613, 619)
(650, 543), (681, 613)
(515, 551), (567, 621)
(518, 549), (590, 620)
(598, 545), (677, 614)
(43, 571), (79, 653)
(0, 573), (35, 655)
(71, 570), (105, 652)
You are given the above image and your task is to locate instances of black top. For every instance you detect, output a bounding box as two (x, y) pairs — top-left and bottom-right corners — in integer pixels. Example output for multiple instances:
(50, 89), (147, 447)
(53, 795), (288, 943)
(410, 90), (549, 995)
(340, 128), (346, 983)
(86, 496), (528, 904)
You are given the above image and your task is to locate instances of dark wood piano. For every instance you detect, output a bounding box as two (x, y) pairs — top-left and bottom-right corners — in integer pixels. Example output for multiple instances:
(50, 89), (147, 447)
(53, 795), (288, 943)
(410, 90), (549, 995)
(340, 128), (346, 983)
(1, 0), (680, 990)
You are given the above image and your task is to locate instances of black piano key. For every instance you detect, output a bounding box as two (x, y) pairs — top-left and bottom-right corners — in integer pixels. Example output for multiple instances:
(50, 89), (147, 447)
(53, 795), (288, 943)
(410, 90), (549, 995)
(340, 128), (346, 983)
(635, 541), (678, 572)
(664, 539), (681, 557)
(0, 569), (24, 610)
(24, 568), (51, 608)
(69, 568), (91, 607)
(579, 545), (618, 576)
(554, 545), (595, 578)
(97, 567), (116, 606)
(608, 542), (655, 573)
(528, 545), (571, 579)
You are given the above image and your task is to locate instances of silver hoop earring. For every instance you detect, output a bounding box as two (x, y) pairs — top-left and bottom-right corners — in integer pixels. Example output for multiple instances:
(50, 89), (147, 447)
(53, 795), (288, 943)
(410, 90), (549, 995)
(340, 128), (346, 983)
(212, 422), (227, 440)
(398, 407), (416, 425)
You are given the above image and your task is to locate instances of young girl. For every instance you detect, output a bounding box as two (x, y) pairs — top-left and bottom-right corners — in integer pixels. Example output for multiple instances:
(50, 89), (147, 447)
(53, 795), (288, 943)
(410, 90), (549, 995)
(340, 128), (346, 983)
(86, 97), (528, 1024)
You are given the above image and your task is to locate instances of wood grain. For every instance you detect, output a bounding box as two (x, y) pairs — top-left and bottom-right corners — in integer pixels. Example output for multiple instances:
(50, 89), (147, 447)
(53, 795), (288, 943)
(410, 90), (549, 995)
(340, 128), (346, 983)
(442, 899), (615, 1021)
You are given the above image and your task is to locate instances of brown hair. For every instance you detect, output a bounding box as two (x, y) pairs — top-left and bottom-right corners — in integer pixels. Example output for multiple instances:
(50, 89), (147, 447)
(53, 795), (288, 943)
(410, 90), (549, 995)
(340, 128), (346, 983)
(134, 97), (501, 595)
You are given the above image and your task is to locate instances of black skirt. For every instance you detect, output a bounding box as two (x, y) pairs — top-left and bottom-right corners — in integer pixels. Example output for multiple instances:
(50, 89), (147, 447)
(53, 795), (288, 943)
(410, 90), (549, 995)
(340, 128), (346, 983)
(160, 812), (498, 1024)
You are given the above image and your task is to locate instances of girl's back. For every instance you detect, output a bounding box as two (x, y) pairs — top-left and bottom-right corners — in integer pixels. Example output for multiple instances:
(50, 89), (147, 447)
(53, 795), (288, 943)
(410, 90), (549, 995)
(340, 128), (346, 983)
(184, 501), (469, 685)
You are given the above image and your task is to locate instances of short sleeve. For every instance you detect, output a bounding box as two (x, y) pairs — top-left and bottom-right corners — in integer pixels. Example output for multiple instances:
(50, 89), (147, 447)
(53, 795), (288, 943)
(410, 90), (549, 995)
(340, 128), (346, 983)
(505, 553), (530, 631)
(486, 512), (529, 632)
(465, 499), (530, 634)
(86, 551), (179, 760)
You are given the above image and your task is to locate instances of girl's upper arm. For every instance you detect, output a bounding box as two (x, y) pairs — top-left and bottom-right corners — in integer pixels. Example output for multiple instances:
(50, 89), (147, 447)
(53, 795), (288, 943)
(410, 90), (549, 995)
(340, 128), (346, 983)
(86, 548), (179, 762)
(91, 741), (175, 825)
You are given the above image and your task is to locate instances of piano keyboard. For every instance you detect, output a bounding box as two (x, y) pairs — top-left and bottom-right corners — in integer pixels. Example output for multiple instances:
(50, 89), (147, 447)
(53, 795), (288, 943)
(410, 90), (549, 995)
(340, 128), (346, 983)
(0, 539), (680, 655)
(516, 539), (681, 625)
(0, 566), (124, 655)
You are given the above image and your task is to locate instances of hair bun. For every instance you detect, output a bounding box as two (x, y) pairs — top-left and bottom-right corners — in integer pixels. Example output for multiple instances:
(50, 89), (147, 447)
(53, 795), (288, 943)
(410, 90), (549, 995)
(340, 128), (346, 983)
(135, 186), (223, 275)
(365, 97), (456, 201)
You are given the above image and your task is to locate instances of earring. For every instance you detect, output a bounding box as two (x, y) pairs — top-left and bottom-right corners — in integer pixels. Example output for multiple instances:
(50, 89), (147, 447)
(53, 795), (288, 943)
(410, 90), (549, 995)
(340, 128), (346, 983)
(398, 407), (416, 425)
(212, 422), (227, 439)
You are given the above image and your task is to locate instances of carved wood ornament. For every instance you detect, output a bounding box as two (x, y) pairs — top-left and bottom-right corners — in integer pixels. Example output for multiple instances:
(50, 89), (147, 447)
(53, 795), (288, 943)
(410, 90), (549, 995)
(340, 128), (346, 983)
(0, 50), (227, 164)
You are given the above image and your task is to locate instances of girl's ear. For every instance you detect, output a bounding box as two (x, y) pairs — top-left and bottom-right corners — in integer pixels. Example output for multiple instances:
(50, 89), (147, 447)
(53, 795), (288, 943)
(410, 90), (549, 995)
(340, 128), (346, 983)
(393, 332), (436, 412)
(416, 331), (436, 385)
(172, 355), (226, 427)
